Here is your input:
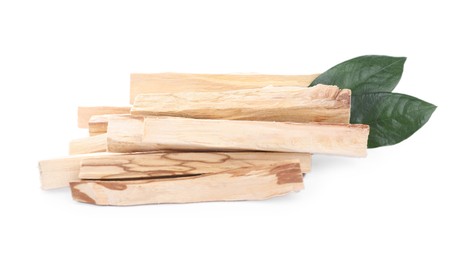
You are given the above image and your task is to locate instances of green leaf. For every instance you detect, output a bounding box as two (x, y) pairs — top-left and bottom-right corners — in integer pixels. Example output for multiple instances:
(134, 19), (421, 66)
(310, 55), (406, 94)
(350, 93), (436, 148)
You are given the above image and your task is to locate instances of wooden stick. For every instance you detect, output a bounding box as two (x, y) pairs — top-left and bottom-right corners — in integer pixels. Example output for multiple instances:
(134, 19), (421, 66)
(39, 152), (111, 189)
(71, 161), (304, 205)
(126, 117), (368, 157)
(79, 152), (312, 180)
(78, 106), (131, 128)
(130, 73), (320, 104)
(106, 116), (153, 153)
(131, 85), (350, 123)
(88, 114), (131, 136)
(40, 152), (310, 189)
(69, 134), (107, 155)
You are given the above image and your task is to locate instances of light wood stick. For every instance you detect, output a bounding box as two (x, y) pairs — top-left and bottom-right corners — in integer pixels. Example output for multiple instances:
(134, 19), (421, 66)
(88, 114), (131, 136)
(131, 85), (350, 123)
(130, 73), (319, 104)
(39, 152), (112, 189)
(78, 106), (131, 128)
(106, 116), (154, 153)
(133, 117), (369, 157)
(71, 160), (304, 205)
(40, 151), (309, 189)
(79, 152), (312, 180)
(69, 134), (107, 155)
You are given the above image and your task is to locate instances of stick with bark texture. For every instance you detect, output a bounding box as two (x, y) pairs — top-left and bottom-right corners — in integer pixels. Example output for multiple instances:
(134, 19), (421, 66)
(69, 134), (107, 155)
(79, 152), (312, 180)
(78, 106), (131, 128)
(106, 117), (368, 156)
(71, 160), (304, 206)
(131, 85), (350, 124)
(130, 73), (319, 103)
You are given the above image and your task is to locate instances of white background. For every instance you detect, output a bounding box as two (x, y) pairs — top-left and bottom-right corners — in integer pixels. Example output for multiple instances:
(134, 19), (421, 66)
(1, 1), (463, 259)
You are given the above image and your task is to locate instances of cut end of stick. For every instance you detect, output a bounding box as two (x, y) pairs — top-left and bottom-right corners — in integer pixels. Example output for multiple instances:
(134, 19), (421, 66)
(78, 106), (131, 129)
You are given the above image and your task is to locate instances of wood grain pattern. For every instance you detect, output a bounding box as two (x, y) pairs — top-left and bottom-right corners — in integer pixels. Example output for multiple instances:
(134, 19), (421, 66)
(69, 134), (107, 155)
(88, 114), (131, 136)
(71, 160), (304, 205)
(79, 152), (312, 180)
(131, 85), (350, 123)
(39, 152), (111, 189)
(137, 117), (369, 157)
(39, 151), (308, 189)
(130, 73), (320, 103)
(78, 106), (131, 128)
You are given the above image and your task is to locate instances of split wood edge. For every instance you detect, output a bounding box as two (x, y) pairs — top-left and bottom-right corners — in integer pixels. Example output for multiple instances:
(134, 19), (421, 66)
(71, 160), (304, 205)
(39, 152), (311, 190)
(130, 73), (320, 103)
(131, 85), (350, 124)
(79, 152), (312, 180)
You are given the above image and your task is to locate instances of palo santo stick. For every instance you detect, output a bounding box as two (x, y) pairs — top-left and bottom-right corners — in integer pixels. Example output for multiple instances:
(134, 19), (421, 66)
(78, 106), (131, 128)
(131, 85), (350, 123)
(71, 160), (304, 205)
(39, 152), (311, 189)
(130, 73), (319, 104)
(39, 152), (112, 189)
(79, 152), (312, 180)
(69, 134), (107, 155)
(88, 114), (131, 136)
(137, 117), (369, 157)
(106, 116), (154, 153)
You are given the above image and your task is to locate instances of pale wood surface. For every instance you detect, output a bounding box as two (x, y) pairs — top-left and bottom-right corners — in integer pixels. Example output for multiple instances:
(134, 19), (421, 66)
(131, 85), (350, 123)
(79, 152), (312, 180)
(78, 106), (131, 128)
(39, 151), (309, 189)
(39, 152), (111, 189)
(69, 134), (107, 155)
(107, 116), (368, 156)
(88, 114), (131, 136)
(106, 116), (155, 153)
(137, 117), (369, 157)
(130, 73), (320, 103)
(71, 161), (304, 205)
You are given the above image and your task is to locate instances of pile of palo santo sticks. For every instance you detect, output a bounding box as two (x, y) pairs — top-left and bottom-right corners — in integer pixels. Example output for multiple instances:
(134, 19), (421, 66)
(39, 73), (369, 206)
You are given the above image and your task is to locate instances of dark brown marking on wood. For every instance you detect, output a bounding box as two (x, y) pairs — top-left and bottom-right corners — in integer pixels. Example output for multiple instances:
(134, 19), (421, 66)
(87, 173), (203, 182)
(271, 163), (303, 185)
(162, 152), (231, 164)
(336, 89), (351, 104)
(70, 182), (96, 204)
(99, 172), (200, 180)
(97, 182), (128, 190)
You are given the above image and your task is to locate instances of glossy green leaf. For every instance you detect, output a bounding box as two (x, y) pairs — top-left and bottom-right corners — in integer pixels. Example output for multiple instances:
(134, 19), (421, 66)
(350, 93), (436, 148)
(310, 55), (406, 94)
